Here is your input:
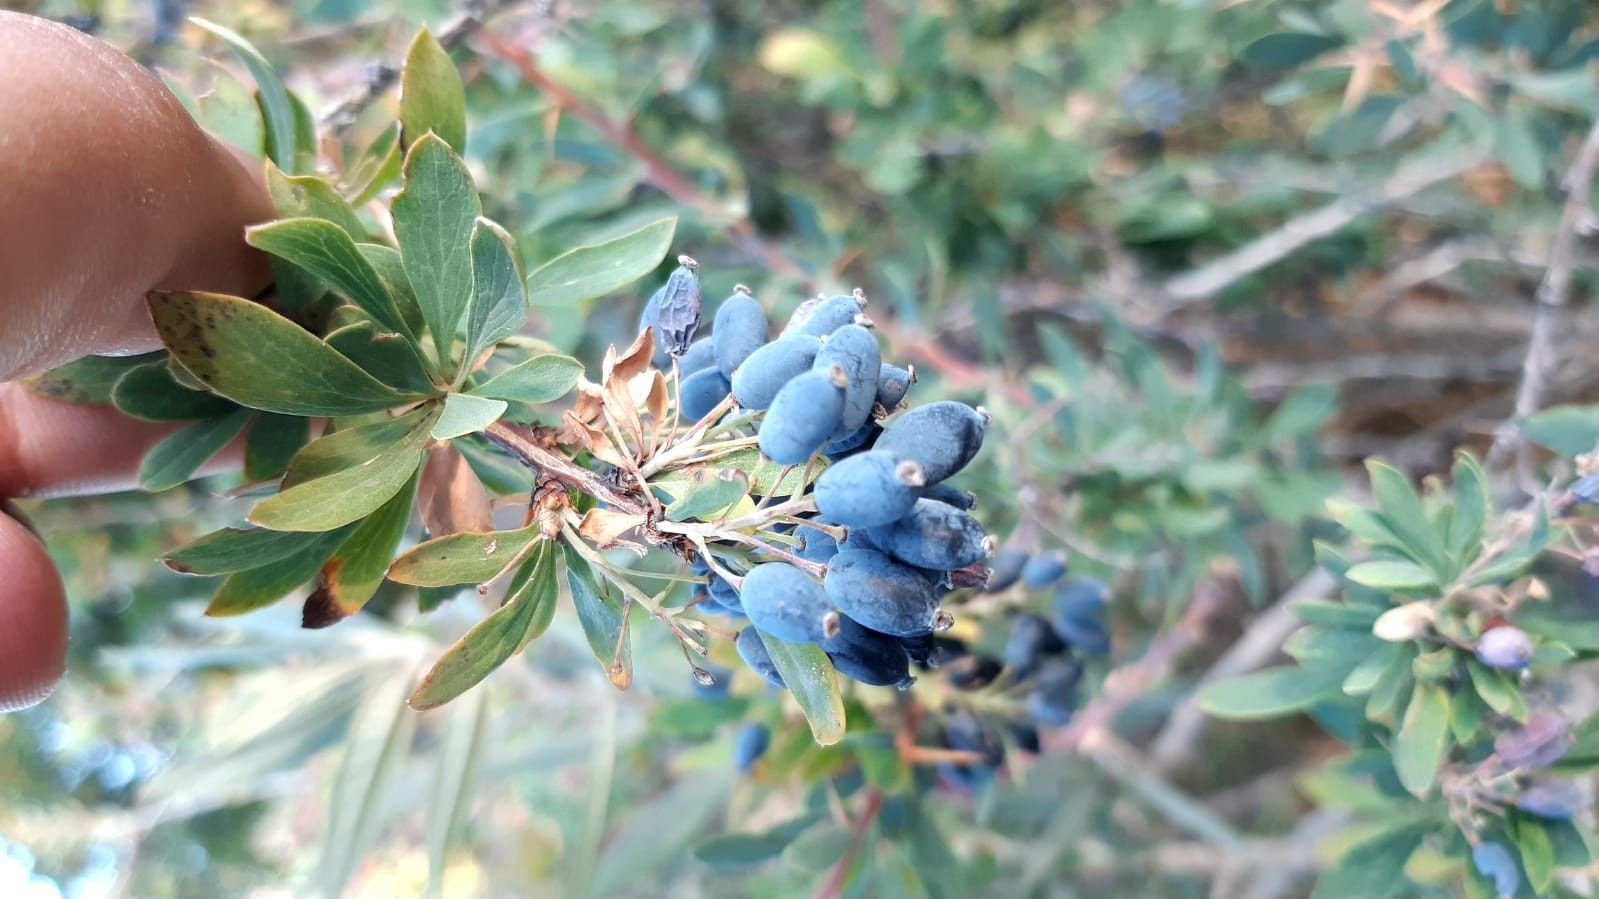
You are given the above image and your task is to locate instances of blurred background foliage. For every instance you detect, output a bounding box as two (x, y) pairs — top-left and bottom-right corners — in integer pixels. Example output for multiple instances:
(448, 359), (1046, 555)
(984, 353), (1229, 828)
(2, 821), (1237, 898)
(3, 0), (1598, 895)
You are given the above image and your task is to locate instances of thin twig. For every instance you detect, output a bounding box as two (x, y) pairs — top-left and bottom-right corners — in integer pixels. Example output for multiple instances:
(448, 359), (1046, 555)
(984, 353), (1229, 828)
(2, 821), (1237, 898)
(483, 420), (642, 515)
(1485, 116), (1599, 476)
(812, 789), (884, 899)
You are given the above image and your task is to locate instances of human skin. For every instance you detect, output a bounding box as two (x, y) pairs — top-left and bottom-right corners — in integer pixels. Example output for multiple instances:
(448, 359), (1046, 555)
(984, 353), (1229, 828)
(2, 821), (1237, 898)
(0, 11), (275, 710)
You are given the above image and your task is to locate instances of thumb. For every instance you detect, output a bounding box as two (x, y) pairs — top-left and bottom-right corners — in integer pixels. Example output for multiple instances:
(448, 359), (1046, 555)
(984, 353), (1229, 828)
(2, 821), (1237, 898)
(0, 506), (67, 712)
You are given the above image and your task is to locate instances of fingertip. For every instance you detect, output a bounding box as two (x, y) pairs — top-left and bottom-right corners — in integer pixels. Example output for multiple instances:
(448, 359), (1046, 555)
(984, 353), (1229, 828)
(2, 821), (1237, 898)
(0, 507), (68, 713)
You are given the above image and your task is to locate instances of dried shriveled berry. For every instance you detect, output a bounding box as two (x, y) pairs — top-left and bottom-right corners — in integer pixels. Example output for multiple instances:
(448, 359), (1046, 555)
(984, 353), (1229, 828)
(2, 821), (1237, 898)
(823, 548), (947, 637)
(741, 562), (838, 644)
(712, 287), (768, 378)
(869, 498), (992, 570)
(814, 450), (925, 528)
(759, 367), (847, 464)
(641, 255), (702, 358)
(735, 627), (785, 688)
(813, 323), (881, 438)
(679, 367), (731, 422)
(823, 615), (914, 687)
(730, 334), (821, 410)
(875, 401), (987, 484)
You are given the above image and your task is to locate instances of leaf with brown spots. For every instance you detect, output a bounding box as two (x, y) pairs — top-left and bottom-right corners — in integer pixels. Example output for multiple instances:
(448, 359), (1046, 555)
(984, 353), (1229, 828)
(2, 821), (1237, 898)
(306, 470), (420, 626)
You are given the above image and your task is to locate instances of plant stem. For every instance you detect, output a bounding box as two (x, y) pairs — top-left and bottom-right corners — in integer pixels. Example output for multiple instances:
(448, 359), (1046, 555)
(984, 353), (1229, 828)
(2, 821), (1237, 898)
(484, 420), (643, 515)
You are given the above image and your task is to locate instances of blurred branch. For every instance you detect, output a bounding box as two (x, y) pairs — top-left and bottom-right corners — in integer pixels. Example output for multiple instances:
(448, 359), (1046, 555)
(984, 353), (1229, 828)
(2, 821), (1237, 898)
(1146, 569), (1337, 774)
(1234, 807), (1352, 899)
(1080, 730), (1243, 849)
(1486, 116), (1599, 477)
(813, 788), (883, 899)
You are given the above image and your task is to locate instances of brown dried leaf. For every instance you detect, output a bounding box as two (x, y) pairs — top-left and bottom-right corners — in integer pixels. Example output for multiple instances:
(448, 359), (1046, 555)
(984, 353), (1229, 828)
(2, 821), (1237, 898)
(578, 507), (647, 549)
(569, 379), (606, 425)
(418, 445), (493, 537)
(604, 329), (654, 386)
(563, 413), (630, 467)
(644, 370), (669, 452)
(301, 579), (349, 630)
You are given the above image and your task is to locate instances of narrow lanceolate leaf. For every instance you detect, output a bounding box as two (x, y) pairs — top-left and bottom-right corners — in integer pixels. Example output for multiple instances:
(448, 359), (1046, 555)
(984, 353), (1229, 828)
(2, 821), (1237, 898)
(1197, 665), (1347, 720)
(526, 216), (677, 307)
(409, 541), (558, 709)
(206, 525), (357, 616)
(138, 410), (252, 492)
(425, 687), (487, 899)
(1447, 451), (1488, 564)
(757, 633), (846, 745)
(264, 164), (366, 237)
(1344, 560), (1438, 592)
(392, 134), (481, 368)
(191, 18), (300, 171)
(1393, 682), (1451, 797)
(247, 218), (411, 337)
(400, 28), (467, 152)
(431, 392), (507, 441)
(463, 219), (527, 369)
(21, 352), (164, 405)
(1366, 461), (1451, 581)
(149, 291), (411, 416)
(111, 361), (236, 421)
(387, 525), (542, 587)
(244, 412), (310, 483)
(249, 405), (439, 532)
(306, 472), (420, 626)
(563, 546), (632, 689)
(166, 526), (332, 575)
(318, 668), (419, 897)
(469, 354), (583, 404)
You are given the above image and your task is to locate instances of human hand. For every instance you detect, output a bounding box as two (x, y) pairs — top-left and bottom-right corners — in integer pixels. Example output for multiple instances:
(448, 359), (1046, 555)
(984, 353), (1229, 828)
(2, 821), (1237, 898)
(0, 12), (275, 710)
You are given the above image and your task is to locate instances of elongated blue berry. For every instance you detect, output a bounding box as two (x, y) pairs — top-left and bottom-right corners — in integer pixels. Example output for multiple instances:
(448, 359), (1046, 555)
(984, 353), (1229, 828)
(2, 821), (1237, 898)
(824, 421), (880, 458)
(823, 615), (913, 687)
(797, 530), (840, 564)
(1515, 779), (1584, 819)
(1003, 613), (1066, 674)
(900, 631), (941, 667)
(1495, 711), (1571, 769)
(679, 337), (716, 375)
(730, 334), (821, 409)
(875, 401), (988, 484)
(733, 721), (770, 773)
(1053, 577), (1108, 616)
(741, 562), (838, 644)
(1021, 554), (1067, 588)
(759, 367), (847, 464)
(641, 255), (701, 359)
(783, 292), (867, 338)
(679, 367), (731, 422)
(708, 574), (744, 613)
(813, 324), (880, 437)
(1475, 625), (1533, 671)
(1052, 615), (1110, 654)
(876, 363), (914, 410)
(814, 450), (925, 528)
(712, 287), (768, 378)
(922, 482), (976, 510)
(868, 498), (993, 570)
(984, 548), (1028, 592)
(735, 627), (785, 688)
(1472, 842), (1519, 898)
(823, 548), (948, 637)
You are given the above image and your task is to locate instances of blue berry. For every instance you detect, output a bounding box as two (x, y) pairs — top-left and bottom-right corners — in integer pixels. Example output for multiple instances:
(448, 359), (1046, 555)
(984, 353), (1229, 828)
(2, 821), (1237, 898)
(796, 530), (840, 564)
(783, 292), (866, 338)
(875, 363), (914, 410)
(1570, 472), (1599, 504)
(944, 654), (1002, 690)
(1053, 577), (1109, 617)
(678, 337), (716, 375)
(812, 324), (880, 438)
(823, 421), (880, 458)
(712, 287), (768, 378)
(921, 482), (976, 511)
(941, 711), (1003, 789)
(1052, 615), (1111, 654)
(740, 562), (838, 644)
(874, 401), (988, 484)
(708, 574), (744, 613)
(823, 615), (914, 687)
(730, 334), (822, 410)
(1021, 554), (1067, 588)
(1003, 613), (1066, 675)
(984, 548), (1029, 592)
(899, 631), (941, 667)
(1515, 779), (1584, 819)
(1009, 721), (1041, 753)
(823, 549), (948, 637)
(1026, 692), (1074, 727)
(735, 627), (785, 688)
(759, 368), (847, 464)
(733, 721), (771, 773)
(814, 450), (926, 528)
(679, 367), (731, 422)
(1471, 842), (1519, 898)
(640, 255), (702, 360)
(1032, 657), (1084, 706)
(868, 498), (992, 570)
(1475, 626), (1534, 671)
(1495, 711), (1571, 770)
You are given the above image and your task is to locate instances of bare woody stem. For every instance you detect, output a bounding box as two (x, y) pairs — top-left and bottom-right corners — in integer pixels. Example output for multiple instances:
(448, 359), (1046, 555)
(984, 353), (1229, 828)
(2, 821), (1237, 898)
(484, 420), (644, 516)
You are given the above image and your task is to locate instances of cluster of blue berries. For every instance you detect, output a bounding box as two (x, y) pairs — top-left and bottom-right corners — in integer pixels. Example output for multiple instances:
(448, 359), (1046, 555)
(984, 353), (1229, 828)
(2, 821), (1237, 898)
(642, 264), (996, 693)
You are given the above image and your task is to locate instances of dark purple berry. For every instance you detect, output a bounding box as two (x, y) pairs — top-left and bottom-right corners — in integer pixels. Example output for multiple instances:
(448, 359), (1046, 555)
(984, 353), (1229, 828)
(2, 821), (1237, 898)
(868, 498), (992, 570)
(641, 255), (702, 359)
(823, 548), (947, 637)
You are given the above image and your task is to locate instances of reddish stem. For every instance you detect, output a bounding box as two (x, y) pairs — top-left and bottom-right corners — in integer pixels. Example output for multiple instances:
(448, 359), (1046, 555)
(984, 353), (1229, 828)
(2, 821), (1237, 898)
(813, 789), (884, 899)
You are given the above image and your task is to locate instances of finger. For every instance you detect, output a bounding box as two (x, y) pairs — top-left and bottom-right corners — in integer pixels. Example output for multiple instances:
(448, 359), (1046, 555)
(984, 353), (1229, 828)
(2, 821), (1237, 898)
(0, 12), (274, 381)
(0, 508), (68, 712)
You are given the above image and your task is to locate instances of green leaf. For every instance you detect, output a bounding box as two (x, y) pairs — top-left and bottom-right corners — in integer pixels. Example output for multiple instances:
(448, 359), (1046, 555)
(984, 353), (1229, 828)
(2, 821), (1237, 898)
(165, 526), (330, 575)
(387, 525), (542, 587)
(716, 447), (828, 496)
(525, 216), (677, 307)
(393, 134), (481, 368)
(111, 361), (236, 421)
(563, 547), (632, 689)
(1521, 404), (1599, 457)
(1393, 682), (1450, 797)
(462, 219), (527, 370)
(400, 28), (467, 152)
(755, 633), (846, 745)
(409, 541), (557, 709)
(149, 291), (411, 416)
(1448, 451), (1489, 565)
(469, 354), (583, 404)
(244, 412), (310, 483)
(318, 670), (418, 896)
(247, 218), (411, 337)
(325, 320), (439, 396)
(282, 412), (430, 487)
(192, 18), (300, 171)
(357, 243), (425, 336)
(1259, 383), (1337, 443)
(665, 469), (750, 522)
(1367, 461), (1451, 581)
(1465, 505), (1550, 587)
(1311, 822), (1428, 899)
(432, 393), (508, 440)
(425, 688), (487, 899)
(206, 526), (356, 616)
(138, 410), (252, 492)
(1512, 815), (1555, 894)
(264, 164), (365, 237)
(22, 352), (164, 405)
(248, 406), (438, 532)
(1469, 659), (1528, 721)
(1242, 32), (1344, 71)
(1198, 665), (1347, 720)
(313, 472), (420, 620)
(693, 832), (798, 870)
(1345, 560), (1438, 592)
(1366, 649), (1414, 726)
